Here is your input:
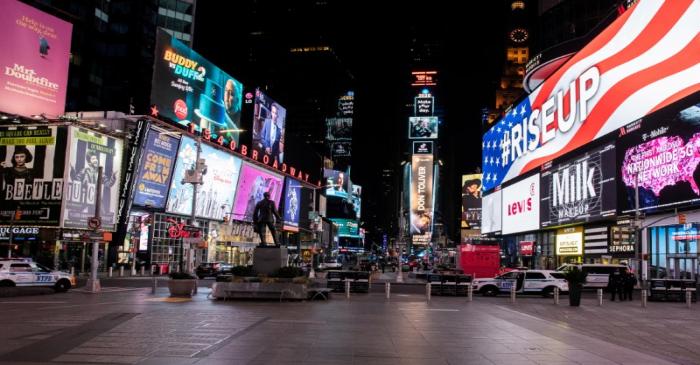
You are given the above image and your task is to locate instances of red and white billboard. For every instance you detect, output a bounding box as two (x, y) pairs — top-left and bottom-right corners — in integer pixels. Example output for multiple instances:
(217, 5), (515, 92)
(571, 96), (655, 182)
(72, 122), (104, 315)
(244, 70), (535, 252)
(501, 174), (540, 235)
(482, 0), (700, 191)
(0, 0), (72, 118)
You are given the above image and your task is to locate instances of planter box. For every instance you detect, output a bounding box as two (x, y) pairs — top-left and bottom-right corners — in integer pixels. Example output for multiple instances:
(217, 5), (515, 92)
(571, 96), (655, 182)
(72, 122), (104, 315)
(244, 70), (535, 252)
(211, 282), (307, 300)
(168, 279), (196, 297)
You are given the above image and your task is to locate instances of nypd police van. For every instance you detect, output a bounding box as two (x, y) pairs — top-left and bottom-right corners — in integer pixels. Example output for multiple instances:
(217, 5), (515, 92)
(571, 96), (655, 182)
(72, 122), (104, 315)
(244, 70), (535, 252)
(472, 270), (568, 297)
(0, 259), (75, 292)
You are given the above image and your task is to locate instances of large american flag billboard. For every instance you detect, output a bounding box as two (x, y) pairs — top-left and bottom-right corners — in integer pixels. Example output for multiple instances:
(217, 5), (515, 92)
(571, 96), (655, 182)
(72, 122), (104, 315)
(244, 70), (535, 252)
(483, 0), (700, 192)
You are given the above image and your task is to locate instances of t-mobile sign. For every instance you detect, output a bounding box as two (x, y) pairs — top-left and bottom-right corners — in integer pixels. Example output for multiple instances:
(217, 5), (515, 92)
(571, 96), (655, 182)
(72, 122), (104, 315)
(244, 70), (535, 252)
(501, 174), (540, 235)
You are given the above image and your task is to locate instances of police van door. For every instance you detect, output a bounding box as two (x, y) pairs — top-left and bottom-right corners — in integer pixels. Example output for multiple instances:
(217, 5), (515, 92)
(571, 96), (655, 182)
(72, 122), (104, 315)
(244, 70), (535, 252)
(523, 271), (547, 293)
(9, 263), (34, 285)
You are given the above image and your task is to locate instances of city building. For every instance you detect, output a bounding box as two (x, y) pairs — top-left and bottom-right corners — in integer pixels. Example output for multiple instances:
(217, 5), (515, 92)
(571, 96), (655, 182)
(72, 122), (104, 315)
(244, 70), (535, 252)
(480, 1), (700, 281)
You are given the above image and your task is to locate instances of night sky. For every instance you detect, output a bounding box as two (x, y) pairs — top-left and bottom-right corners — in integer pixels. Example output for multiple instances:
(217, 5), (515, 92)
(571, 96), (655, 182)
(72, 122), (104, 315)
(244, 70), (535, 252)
(194, 0), (510, 240)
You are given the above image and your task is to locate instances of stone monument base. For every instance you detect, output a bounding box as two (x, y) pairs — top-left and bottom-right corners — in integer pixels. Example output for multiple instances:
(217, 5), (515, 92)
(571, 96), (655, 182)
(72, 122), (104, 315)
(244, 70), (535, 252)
(253, 247), (288, 275)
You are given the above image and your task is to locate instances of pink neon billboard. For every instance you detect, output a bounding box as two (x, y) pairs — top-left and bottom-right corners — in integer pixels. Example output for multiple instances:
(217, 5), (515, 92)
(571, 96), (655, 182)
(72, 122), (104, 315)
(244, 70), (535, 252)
(0, 0), (72, 118)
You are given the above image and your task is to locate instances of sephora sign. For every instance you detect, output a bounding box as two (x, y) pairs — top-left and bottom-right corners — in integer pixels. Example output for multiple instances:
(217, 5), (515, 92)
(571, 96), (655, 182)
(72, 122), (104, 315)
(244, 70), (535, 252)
(540, 143), (616, 227)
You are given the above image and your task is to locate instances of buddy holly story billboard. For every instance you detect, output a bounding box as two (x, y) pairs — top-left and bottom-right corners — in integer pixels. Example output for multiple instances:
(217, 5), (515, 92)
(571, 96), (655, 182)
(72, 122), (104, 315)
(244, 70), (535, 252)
(0, 0), (72, 118)
(151, 29), (244, 144)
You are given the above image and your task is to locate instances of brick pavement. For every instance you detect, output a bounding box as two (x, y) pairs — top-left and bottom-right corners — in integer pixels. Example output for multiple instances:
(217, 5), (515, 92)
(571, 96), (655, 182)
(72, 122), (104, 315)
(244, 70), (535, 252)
(0, 287), (690, 365)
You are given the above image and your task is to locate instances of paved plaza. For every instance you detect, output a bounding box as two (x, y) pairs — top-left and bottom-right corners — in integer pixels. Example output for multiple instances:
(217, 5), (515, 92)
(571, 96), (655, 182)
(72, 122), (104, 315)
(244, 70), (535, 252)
(0, 282), (697, 365)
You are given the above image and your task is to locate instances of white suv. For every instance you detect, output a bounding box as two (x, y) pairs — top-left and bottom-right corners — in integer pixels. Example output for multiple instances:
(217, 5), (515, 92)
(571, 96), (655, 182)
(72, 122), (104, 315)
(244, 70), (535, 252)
(0, 259), (76, 292)
(472, 270), (569, 297)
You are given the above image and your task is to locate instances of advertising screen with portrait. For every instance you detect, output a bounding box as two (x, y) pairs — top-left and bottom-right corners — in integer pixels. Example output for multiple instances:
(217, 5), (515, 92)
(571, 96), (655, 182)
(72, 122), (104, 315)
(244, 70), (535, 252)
(132, 127), (180, 209)
(617, 100), (700, 214)
(251, 89), (287, 163)
(410, 154), (434, 245)
(282, 178), (301, 232)
(0, 125), (67, 225)
(481, 190), (502, 234)
(408, 117), (438, 139)
(326, 117), (353, 141)
(231, 162), (284, 222)
(461, 174), (482, 229)
(151, 29), (244, 144)
(540, 142), (616, 227)
(63, 127), (124, 231)
(165, 136), (242, 220)
(324, 168), (350, 199)
(501, 174), (540, 235)
(0, 0), (72, 118)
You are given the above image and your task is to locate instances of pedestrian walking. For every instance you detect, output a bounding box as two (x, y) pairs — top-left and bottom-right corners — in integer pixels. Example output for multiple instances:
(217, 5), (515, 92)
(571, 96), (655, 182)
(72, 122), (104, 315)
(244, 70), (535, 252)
(624, 271), (637, 301)
(609, 269), (623, 301)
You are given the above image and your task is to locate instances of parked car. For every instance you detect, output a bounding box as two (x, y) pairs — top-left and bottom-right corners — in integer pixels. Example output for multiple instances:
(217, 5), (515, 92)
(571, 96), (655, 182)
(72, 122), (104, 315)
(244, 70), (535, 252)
(556, 263), (631, 288)
(0, 259), (75, 292)
(195, 262), (232, 279)
(471, 269), (569, 297)
(319, 257), (342, 270)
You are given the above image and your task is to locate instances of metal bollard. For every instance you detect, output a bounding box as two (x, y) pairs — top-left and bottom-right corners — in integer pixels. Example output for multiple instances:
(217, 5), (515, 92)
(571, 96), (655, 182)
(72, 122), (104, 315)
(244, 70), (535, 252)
(467, 283), (473, 302)
(598, 288), (603, 306)
(140, 266), (145, 276)
(108, 267), (113, 278)
(151, 276), (157, 294)
(554, 287), (560, 305)
(641, 289), (647, 308)
(687, 291), (692, 309)
(131, 267), (136, 276)
(345, 280), (351, 299)
(385, 282), (391, 299)
(118, 266), (124, 277)
(510, 285), (516, 303)
(426, 283), (431, 302)
(193, 279), (198, 295)
(151, 265), (156, 276)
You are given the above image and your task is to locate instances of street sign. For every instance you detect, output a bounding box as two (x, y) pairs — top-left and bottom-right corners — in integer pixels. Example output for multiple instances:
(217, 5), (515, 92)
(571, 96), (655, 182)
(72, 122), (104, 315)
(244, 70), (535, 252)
(88, 216), (101, 230)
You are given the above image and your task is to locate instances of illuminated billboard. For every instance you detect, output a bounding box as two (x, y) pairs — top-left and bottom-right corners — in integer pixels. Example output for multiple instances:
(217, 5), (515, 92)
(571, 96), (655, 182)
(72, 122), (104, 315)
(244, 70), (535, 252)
(482, 1), (700, 192)
(409, 117), (438, 139)
(0, 126), (67, 226)
(413, 141), (433, 154)
(461, 174), (482, 229)
(63, 127), (124, 231)
(282, 178), (301, 232)
(540, 142), (616, 227)
(617, 101), (700, 214)
(0, 0), (72, 118)
(166, 136), (242, 220)
(481, 190), (502, 234)
(556, 226), (583, 256)
(325, 117), (353, 141)
(132, 128), (180, 209)
(411, 71), (437, 87)
(252, 89), (286, 163)
(501, 174), (540, 235)
(331, 218), (360, 238)
(151, 29), (244, 144)
(324, 168), (350, 199)
(351, 184), (362, 220)
(231, 162), (284, 222)
(410, 154), (434, 245)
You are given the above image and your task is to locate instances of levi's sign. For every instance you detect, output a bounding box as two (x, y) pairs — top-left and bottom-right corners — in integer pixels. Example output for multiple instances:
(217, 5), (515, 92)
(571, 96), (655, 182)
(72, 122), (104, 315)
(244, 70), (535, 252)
(501, 174), (539, 235)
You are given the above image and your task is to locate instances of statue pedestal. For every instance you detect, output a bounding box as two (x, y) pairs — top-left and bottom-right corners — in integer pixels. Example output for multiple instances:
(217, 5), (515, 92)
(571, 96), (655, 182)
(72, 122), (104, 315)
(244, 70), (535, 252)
(253, 247), (288, 275)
